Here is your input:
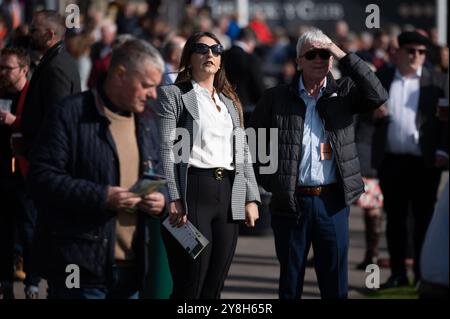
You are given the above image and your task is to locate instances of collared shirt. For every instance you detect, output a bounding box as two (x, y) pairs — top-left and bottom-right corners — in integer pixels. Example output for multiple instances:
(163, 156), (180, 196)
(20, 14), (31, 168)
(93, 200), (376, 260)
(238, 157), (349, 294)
(298, 76), (338, 186)
(189, 80), (234, 170)
(386, 68), (422, 156)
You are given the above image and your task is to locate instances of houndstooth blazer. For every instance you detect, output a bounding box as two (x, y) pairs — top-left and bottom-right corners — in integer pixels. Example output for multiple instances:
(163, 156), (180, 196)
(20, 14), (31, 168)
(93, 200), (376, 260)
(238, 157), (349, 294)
(155, 81), (261, 220)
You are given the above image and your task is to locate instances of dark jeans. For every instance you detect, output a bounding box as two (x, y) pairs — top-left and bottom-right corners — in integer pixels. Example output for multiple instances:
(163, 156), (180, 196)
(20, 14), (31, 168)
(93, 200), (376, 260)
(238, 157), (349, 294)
(379, 154), (441, 281)
(271, 190), (349, 299)
(47, 265), (139, 299)
(162, 169), (239, 299)
(0, 175), (40, 287)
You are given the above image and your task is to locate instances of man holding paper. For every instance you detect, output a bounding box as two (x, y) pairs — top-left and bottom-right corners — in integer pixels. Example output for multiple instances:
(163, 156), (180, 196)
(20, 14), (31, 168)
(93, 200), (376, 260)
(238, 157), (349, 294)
(28, 40), (167, 299)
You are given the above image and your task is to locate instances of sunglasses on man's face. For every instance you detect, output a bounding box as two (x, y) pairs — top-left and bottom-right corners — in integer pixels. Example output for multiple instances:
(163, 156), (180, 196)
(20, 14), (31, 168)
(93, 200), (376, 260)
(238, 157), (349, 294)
(192, 43), (224, 57)
(404, 47), (427, 56)
(300, 49), (331, 61)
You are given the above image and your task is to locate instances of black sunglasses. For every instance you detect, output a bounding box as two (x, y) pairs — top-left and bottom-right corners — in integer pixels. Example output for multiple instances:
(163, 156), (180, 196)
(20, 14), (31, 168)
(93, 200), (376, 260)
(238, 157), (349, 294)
(404, 48), (427, 55)
(192, 43), (224, 57)
(300, 49), (331, 61)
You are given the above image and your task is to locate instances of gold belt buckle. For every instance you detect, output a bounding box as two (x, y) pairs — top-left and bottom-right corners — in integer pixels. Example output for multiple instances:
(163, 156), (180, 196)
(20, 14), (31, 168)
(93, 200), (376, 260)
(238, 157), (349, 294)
(313, 187), (321, 195)
(214, 167), (224, 180)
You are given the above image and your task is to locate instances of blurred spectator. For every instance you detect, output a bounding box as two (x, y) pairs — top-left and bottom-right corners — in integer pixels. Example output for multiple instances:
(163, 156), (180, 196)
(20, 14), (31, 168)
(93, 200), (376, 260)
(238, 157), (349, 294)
(196, 14), (212, 32)
(211, 16), (231, 50)
(116, 1), (142, 36)
(90, 19), (116, 65)
(21, 10), (81, 158)
(161, 34), (185, 85)
(373, 31), (448, 288)
(276, 57), (296, 86)
(264, 26), (291, 78)
(333, 20), (349, 47)
(341, 32), (360, 53)
(419, 181), (449, 299)
(249, 11), (273, 45)
(354, 111), (384, 270)
(427, 27), (441, 68)
(65, 29), (95, 91)
(87, 20), (117, 88)
(0, 16), (8, 49)
(358, 30), (390, 70)
(88, 33), (135, 89)
(225, 12), (240, 41)
(0, 46), (40, 299)
(6, 24), (30, 50)
(359, 31), (373, 52)
(419, 100), (449, 299)
(224, 27), (265, 117)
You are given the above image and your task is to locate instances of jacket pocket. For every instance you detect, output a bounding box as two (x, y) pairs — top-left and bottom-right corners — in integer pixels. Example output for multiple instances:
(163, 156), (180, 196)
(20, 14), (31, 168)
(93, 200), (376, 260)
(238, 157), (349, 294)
(50, 232), (107, 281)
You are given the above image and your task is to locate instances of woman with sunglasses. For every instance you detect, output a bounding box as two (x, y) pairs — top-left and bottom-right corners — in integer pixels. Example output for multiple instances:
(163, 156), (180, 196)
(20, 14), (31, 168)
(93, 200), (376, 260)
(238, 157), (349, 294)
(155, 31), (261, 299)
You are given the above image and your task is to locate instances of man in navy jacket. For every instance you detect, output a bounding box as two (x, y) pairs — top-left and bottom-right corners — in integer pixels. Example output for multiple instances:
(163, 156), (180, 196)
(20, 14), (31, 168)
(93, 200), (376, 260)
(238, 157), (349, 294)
(28, 40), (167, 299)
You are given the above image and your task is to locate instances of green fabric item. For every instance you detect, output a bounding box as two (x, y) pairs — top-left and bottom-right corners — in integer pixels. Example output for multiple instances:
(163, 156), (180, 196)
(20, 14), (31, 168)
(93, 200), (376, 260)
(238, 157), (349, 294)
(140, 218), (172, 299)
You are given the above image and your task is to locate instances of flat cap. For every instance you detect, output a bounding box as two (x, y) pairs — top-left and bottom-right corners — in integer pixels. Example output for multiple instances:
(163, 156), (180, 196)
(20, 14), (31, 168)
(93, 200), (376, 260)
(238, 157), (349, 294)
(398, 31), (429, 47)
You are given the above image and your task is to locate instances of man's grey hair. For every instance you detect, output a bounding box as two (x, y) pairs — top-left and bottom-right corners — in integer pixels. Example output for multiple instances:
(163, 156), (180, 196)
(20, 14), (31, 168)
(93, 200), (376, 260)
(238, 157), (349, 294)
(109, 39), (164, 74)
(296, 28), (332, 57)
(34, 10), (66, 39)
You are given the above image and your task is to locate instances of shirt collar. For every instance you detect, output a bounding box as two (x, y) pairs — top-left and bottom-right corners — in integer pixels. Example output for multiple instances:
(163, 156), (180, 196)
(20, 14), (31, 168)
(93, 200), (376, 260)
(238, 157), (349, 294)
(395, 67), (422, 79)
(299, 75), (327, 97)
(191, 80), (217, 98)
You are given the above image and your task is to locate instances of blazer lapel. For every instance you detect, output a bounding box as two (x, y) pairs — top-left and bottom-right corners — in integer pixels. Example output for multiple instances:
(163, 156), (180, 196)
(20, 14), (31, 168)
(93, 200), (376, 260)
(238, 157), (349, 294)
(220, 93), (240, 128)
(416, 67), (431, 128)
(181, 87), (199, 121)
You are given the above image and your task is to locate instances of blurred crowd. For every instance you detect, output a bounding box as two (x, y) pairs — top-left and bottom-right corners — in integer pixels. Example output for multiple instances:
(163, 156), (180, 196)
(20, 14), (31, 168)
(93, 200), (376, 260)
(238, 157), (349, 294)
(0, 0), (448, 299)
(1, 1), (447, 92)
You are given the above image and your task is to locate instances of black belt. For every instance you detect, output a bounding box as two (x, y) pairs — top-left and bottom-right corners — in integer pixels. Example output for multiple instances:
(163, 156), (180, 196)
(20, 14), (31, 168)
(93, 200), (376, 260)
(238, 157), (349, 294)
(296, 183), (339, 196)
(188, 167), (233, 180)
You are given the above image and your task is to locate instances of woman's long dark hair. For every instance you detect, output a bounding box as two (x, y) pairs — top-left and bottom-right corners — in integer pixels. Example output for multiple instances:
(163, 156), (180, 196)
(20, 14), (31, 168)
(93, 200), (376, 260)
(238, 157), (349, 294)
(175, 31), (243, 127)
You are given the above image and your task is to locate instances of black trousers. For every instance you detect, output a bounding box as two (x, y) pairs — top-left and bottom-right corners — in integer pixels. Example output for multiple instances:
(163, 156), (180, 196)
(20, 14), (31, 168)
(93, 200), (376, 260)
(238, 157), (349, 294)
(379, 154), (441, 280)
(162, 169), (239, 299)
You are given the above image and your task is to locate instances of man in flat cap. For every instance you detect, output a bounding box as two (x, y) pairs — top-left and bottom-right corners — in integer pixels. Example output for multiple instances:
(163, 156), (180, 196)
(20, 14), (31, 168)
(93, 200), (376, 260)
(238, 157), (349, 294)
(373, 31), (448, 288)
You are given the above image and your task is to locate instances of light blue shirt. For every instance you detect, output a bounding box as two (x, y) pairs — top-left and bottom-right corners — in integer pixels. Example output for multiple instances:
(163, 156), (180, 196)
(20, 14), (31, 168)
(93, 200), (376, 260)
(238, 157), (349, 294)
(298, 76), (338, 186)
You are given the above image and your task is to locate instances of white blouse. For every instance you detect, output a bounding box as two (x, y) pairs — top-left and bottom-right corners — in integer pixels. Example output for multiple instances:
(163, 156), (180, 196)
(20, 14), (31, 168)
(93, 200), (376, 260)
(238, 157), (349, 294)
(189, 81), (234, 170)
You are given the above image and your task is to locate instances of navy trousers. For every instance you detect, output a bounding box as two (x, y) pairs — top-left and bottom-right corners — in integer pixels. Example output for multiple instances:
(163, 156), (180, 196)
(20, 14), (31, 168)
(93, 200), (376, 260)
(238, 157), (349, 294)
(271, 190), (349, 299)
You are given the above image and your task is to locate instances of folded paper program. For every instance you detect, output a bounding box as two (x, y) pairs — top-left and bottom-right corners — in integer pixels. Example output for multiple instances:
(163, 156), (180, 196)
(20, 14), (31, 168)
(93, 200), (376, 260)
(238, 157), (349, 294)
(125, 174), (167, 213)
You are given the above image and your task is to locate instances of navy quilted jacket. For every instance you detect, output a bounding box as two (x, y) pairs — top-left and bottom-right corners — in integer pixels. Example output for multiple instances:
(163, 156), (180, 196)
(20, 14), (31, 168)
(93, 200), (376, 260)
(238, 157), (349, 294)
(28, 90), (167, 288)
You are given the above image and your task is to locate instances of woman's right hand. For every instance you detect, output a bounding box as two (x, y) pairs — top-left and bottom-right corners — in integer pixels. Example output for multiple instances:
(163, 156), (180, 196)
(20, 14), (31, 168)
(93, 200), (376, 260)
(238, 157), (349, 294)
(169, 199), (187, 227)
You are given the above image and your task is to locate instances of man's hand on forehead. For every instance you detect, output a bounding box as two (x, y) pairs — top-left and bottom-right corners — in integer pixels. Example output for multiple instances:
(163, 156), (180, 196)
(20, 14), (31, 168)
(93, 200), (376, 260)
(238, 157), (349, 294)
(310, 41), (333, 51)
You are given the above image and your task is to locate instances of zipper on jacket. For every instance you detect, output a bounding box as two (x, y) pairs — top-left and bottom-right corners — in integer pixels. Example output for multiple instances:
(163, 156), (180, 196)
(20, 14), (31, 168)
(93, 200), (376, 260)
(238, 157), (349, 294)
(295, 94), (305, 222)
